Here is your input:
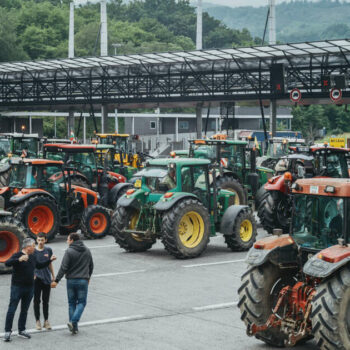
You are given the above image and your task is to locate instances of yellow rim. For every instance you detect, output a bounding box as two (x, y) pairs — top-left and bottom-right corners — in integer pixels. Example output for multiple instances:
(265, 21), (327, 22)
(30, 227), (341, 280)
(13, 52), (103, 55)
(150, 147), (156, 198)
(226, 188), (240, 205)
(178, 211), (204, 248)
(240, 219), (253, 242)
(128, 211), (143, 242)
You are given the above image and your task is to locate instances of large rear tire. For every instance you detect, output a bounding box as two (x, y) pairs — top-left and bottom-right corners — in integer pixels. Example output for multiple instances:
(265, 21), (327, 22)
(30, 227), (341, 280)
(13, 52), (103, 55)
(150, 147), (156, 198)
(311, 266), (350, 350)
(15, 196), (59, 242)
(224, 208), (257, 251)
(217, 176), (247, 205)
(257, 192), (290, 234)
(161, 198), (210, 259)
(111, 206), (155, 252)
(238, 263), (298, 347)
(81, 205), (111, 239)
(0, 217), (28, 274)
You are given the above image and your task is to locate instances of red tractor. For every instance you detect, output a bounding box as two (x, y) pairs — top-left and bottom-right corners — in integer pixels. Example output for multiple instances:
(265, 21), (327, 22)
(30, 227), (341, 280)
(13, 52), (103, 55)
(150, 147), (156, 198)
(239, 177), (350, 349)
(0, 159), (111, 241)
(257, 146), (350, 233)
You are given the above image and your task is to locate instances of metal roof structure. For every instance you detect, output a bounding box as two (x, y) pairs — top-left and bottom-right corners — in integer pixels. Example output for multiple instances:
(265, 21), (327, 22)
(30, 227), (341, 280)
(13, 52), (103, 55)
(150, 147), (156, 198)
(1, 39), (350, 74)
(1, 39), (350, 109)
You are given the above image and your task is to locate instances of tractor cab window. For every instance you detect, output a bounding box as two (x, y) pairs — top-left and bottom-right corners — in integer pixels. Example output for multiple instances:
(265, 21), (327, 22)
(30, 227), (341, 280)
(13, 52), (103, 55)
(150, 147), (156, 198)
(181, 165), (209, 206)
(143, 168), (170, 193)
(193, 144), (216, 161)
(116, 137), (128, 153)
(0, 138), (10, 156)
(316, 153), (349, 178)
(13, 138), (37, 157)
(268, 142), (288, 158)
(9, 164), (27, 188)
(45, 151), (64, 162)
(292, 194), (344, 249)
(220, 145), (244, 170)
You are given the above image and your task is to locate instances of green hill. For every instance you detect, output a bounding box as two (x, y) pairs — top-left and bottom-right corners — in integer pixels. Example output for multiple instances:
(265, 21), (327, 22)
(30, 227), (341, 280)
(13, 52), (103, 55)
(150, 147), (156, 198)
(204, 0), (350, 43)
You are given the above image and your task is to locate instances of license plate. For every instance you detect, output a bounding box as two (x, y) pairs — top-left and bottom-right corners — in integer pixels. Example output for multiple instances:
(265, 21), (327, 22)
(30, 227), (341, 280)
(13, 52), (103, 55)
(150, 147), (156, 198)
(134, 179), (142, 188)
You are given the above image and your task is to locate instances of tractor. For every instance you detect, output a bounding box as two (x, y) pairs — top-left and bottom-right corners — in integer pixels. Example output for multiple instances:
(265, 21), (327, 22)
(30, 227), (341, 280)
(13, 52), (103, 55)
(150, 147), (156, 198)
(43, 143), (126, 208)
(257, 146), (350, 234)
(172, 139), (273, 205)
(239, 177), (350, 349)
(0, 201), (28, 274)
(257, 137), (306, 169)
(111, 158), (257, 259)
(0, 158), (111, 241)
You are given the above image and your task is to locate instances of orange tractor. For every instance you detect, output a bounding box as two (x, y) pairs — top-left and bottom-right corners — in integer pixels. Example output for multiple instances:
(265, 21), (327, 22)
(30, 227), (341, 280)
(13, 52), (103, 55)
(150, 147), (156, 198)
(239, 177), (350, 349)
(0, 159), (111, 241)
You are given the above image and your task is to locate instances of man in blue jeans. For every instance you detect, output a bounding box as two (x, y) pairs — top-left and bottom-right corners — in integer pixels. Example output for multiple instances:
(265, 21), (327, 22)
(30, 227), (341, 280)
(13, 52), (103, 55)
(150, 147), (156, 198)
(51, 233), (93, 334)
(4, 238), (56, 342)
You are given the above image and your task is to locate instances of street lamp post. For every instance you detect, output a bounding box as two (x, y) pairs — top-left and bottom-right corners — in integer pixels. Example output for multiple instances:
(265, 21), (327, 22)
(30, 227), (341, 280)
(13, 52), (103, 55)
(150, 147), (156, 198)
(112, 43), (123, 56)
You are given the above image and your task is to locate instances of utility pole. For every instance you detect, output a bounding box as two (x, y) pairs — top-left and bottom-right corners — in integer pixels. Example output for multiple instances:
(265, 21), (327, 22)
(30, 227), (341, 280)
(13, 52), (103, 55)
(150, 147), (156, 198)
(196, 0), (203, 50)
(100, 0), (108, 56)
(269, 0), (277, 137)
(68, 2), (74, 58)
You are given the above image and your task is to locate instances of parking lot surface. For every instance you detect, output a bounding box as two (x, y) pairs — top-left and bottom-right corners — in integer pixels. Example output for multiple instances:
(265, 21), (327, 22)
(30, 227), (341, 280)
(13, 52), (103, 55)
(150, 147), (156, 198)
(0, 230), (318, 349)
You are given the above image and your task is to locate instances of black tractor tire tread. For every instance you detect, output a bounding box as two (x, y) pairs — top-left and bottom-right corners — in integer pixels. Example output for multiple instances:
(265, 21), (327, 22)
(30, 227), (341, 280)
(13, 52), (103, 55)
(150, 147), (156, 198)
(161, 198), (210, 259)
(81, 205), (111, 239)
(224, 208), (257, 251)
(0, 164), (11, 187)
(217, 176), (247, 205)
(0, 217), (28, 274)
(255, 186), (268, 208)
(311, 265), (350, 350)
(111, 206), (155, 252)
(70, 176), (90, 189)
(238, 263), (290, 347)
(14, 195), (59, 242)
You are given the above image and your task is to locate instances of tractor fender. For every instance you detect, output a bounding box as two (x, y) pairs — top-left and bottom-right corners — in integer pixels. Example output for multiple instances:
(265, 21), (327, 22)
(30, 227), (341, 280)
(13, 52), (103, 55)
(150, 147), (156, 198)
(303, 245), (350, 279)
(117, 195), (139, 210)
(10, 189), (56, 205)
(153, 193), (198, 211)
(220, 171), (239, 181)
(109, 183), (133, 206)
(220, 205), (249, 235)
(245, 234), (298, 267)
(264, 175), (288, 194)
(107, 171), (126, 183)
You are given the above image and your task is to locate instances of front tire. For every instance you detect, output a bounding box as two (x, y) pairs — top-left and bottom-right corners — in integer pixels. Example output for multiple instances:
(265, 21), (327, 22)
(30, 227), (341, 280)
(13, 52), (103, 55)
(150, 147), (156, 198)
(0, 217), (28, 274)
(238, 263), (297, 346)
(81, 205), (111, 239)
(111, 206), (155, 252)
(224, 208), (257, 251)
(311, 266), (350, 350)
(217, 176), (247, 205)
(15, 196), (59, 242)
(161, 198), (210, 259)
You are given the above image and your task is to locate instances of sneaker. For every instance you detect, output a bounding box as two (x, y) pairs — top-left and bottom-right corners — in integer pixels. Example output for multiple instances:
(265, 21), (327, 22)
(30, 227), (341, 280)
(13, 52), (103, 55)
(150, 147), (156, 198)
(36, 320), (42, 330)
(43, 320), (51, 330)
(67, 322), (73, 333)
(72, 323), (78, 335)
(3, 332), (11, 342)
(18, 330), (31, 339)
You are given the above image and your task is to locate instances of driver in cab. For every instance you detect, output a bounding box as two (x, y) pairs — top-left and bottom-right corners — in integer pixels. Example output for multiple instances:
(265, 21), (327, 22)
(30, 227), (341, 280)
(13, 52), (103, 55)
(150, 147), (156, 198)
(162, 168), (176, 190)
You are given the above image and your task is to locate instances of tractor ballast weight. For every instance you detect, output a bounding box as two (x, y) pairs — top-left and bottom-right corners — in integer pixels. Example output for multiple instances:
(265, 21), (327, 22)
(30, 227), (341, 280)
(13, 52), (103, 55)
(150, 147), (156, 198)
(239, 177), (350, 349)
(111, 158), (257, 259)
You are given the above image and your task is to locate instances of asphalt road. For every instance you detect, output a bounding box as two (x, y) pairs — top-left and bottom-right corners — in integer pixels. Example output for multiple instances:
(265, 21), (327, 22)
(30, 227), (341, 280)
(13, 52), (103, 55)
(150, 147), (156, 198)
(0, 230), (318, 350)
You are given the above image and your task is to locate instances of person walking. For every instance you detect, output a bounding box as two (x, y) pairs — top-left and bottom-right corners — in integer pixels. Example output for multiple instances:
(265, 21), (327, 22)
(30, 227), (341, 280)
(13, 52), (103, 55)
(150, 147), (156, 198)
(34, 232), (55, 331)
(3, 238), (56, 342)
(51, 233), (93, 335)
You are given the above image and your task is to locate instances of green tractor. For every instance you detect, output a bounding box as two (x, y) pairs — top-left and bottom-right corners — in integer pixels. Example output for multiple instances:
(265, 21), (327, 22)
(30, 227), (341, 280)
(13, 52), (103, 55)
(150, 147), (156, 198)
(172, 139), (273, 205)
(111, 158), (257, 259)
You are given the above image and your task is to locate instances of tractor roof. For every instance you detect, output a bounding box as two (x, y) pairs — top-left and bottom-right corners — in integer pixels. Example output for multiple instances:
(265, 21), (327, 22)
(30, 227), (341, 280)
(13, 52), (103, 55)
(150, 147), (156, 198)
(148, 158), (210, 167)
(0, 133), (39, 139)
(44, 138), (72, 144)
(96, 144), (115, 150)
(189, 139), (247, 145)
(11, 159), (63, 165)
(293, 178), (350, 197)
(310, 146), (350, 153)
(44, 144), (96, 152)
(96, 133), (129, 138)
(281, 154), (314, 161)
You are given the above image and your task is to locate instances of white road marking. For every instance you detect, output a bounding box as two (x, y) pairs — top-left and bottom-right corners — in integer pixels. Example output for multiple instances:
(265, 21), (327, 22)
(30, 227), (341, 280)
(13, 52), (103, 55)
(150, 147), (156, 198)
(182, 259), (245, 268)
(93, 270), (146, 278)
(61, 244), (116, 251)
(192, 301), (238, 311)
(0, 315), (145, 338)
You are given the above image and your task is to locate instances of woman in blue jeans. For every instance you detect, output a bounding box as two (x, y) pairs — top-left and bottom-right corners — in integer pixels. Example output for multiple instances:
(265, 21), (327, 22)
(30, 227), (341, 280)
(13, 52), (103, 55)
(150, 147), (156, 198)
(51, 233), (94, 334)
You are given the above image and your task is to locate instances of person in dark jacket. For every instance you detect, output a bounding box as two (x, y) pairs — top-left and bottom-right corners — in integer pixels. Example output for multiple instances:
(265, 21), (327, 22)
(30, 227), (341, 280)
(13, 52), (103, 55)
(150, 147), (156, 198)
(51, 233), (93, 335)
(3, 237), (56, 342)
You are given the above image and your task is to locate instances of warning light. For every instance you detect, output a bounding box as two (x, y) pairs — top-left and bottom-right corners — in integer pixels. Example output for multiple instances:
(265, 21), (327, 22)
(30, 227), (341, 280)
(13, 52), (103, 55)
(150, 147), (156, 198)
(276, 84), (281, 91)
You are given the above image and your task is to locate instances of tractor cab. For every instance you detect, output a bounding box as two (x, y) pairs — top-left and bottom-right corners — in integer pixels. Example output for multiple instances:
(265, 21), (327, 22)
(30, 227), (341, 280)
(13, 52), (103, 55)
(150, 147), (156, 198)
(291, 178), (350, 251)
(95, 144), (116, 170)
(0, 136), (10, 159)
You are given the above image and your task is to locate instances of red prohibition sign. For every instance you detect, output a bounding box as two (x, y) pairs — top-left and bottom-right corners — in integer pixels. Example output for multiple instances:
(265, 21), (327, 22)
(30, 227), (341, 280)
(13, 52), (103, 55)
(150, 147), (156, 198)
(290, 88), (301, 102)
(330, 88), (342, 102)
